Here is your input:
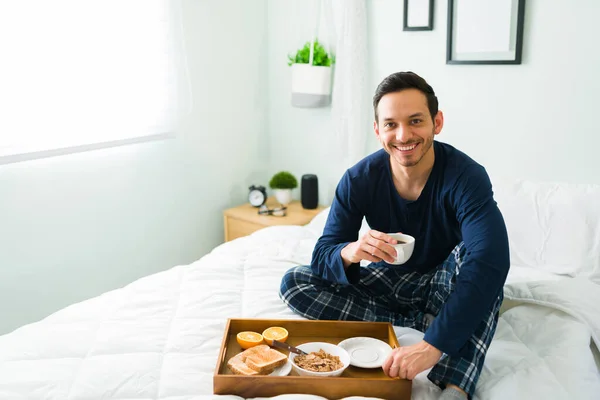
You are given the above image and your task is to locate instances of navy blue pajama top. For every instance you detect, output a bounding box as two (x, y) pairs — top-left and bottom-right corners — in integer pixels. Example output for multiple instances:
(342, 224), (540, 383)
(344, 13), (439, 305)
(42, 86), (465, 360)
(310, 141), (510, 356)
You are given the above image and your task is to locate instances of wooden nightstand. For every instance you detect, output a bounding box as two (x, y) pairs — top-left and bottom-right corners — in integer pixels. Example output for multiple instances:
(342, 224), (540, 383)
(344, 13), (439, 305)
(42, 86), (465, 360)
(223, 197), (325, 242)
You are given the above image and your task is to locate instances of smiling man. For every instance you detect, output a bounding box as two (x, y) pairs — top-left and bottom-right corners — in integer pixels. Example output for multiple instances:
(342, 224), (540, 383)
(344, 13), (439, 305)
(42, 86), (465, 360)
(279, 71), (510, 399)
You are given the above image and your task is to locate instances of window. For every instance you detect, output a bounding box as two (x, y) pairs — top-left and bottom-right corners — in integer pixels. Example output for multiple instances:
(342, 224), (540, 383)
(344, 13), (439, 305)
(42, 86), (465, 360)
(0, 0), (189, 164)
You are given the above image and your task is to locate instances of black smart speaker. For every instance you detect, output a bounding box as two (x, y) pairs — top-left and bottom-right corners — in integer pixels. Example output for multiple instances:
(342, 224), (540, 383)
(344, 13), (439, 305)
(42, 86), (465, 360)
(301, 174), (319, 209)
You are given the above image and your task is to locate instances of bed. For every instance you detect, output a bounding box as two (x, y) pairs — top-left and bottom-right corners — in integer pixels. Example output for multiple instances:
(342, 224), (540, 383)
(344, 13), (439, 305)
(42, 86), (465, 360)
(1, 183), (600, 399)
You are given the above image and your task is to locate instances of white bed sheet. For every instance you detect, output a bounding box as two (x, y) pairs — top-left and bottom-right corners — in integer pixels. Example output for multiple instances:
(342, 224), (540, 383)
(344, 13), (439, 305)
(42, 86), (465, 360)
(0, 221), (598, 400)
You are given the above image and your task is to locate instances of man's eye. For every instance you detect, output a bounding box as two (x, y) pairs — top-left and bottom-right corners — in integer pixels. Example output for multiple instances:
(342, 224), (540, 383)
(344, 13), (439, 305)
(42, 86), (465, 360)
(410, 119), (422, 125)
(384, 122), (395, 128)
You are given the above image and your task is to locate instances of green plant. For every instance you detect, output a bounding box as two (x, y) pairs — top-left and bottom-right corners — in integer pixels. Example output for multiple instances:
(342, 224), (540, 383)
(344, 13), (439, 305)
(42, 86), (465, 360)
(269, 171), (298, 189)
(287, 39), (335, 67)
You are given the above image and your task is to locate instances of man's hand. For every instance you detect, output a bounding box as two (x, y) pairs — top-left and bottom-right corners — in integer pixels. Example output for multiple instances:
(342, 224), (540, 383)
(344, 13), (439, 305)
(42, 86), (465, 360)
(340, 229), (398, 267)
(382, 340), (442, 380)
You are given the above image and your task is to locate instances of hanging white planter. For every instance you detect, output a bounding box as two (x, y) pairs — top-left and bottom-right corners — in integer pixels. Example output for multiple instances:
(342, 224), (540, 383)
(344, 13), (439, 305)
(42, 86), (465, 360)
(289, 0), (333, 108)
(291, 63), (332, 108)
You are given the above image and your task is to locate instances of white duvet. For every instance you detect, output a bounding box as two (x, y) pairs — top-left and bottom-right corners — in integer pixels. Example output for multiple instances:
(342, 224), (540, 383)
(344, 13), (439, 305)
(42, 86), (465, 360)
(0, 223), (599, 400)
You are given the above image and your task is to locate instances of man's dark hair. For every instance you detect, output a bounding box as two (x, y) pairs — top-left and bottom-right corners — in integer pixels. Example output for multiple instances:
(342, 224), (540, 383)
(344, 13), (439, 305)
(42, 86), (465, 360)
(372, 71), (439, 122)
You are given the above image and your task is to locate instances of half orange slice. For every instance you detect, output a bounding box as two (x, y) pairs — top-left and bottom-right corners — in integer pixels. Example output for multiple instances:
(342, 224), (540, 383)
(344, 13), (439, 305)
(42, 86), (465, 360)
(236, 331), (264, 349)
(262, 326), (289, 346)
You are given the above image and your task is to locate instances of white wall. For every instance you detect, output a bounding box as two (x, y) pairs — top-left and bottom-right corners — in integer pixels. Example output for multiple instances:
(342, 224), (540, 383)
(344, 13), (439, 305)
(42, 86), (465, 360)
(0, 0), (269, 335)
(3, 0), (599, 335)
(267, 0), (600, 201)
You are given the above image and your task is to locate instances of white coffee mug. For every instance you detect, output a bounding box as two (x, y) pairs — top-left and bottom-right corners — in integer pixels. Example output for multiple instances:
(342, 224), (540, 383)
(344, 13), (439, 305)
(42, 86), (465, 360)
(387, 233), (415, 265)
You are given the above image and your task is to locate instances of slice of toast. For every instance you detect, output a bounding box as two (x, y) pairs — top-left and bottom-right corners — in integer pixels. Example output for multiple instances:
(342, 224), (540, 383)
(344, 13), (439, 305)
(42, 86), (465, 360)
(244, 346), (287, 374)
(227, 352), (259, 376)
(226, 344), (287, 375)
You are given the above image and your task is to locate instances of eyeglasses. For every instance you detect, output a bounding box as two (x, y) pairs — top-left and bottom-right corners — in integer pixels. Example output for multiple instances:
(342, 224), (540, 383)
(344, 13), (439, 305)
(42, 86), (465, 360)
(258, 205), (287, 217)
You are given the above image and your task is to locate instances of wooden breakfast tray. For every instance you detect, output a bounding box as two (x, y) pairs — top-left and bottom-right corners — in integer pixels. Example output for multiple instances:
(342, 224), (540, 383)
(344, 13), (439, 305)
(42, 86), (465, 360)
(213, 318), (412, 400)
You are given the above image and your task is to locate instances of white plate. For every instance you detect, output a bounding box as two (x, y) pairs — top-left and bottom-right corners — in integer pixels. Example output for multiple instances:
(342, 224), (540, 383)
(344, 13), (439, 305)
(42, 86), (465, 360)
(269, 359), (292, 376)
(337, 337), (393, 368)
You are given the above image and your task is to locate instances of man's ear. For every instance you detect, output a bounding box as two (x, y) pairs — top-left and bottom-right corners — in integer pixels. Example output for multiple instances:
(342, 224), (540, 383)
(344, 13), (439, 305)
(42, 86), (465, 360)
(373, 120), (380, 138)
(433, 111), (444, 135)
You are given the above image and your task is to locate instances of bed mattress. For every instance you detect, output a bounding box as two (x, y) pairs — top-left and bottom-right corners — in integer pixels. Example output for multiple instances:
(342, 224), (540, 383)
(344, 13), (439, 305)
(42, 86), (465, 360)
(1, 221), (598, 400)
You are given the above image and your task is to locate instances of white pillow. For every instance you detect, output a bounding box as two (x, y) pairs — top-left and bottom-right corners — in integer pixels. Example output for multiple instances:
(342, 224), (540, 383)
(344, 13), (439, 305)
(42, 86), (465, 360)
(304, 207), (330, 237)
(304, 207), (371, 241)
(493, 178), (600, 279)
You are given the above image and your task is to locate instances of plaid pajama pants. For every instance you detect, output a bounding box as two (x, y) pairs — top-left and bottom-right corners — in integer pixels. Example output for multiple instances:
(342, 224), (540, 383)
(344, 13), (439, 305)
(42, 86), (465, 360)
(279, 242), (502, 398)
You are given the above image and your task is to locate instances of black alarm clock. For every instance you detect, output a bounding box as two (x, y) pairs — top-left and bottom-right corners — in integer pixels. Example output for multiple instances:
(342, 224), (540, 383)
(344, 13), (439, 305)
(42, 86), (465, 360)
(248, 185), (267, 207)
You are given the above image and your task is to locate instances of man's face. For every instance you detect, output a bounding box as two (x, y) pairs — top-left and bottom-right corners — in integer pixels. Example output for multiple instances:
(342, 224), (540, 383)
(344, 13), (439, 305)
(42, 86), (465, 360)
(374, 89), (443, 168)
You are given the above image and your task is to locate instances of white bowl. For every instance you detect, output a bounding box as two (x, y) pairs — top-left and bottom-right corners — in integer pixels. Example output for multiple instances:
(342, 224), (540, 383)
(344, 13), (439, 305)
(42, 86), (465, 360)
(288, 342), (351, 377)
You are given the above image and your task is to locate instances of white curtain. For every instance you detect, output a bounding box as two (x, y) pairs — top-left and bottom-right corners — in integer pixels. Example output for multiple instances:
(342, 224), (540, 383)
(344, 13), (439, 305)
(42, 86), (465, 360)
(0, 0), (190, 160)
(327, 0), (369, 169)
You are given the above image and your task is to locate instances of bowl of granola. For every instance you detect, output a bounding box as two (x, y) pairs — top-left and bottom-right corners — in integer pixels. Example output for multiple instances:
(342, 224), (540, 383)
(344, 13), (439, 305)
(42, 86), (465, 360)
(289, 342), (351, 377)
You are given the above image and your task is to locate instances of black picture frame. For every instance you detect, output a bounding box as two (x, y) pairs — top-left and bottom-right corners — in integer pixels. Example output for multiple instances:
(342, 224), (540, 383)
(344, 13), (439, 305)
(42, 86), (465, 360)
(446, 0), (526, 65)
(403, 0), (434, 31)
